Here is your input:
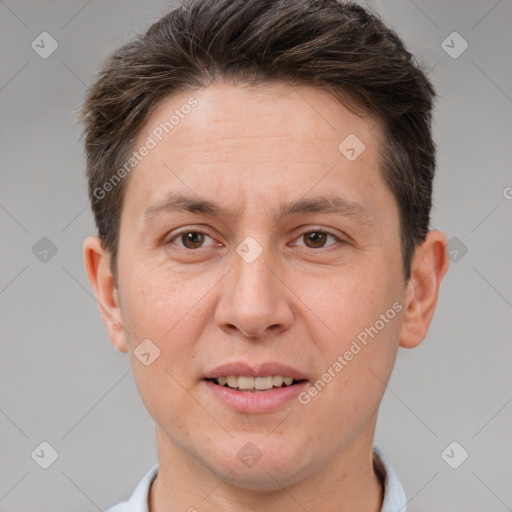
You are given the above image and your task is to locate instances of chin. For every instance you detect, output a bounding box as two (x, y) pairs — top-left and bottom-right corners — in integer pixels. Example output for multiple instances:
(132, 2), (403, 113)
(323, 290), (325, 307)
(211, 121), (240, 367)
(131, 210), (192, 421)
(215, 463), (307, 492)
(203, 438), (316, 491)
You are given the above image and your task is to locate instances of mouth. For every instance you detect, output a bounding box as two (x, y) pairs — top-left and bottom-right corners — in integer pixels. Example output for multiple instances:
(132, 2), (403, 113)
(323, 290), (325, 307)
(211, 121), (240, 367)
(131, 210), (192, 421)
(202, 362), (310, 412)
(205, 375), (307, 392)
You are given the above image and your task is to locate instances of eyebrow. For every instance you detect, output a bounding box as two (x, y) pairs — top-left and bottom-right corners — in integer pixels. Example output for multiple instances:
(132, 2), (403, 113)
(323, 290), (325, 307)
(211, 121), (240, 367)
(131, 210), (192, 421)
(143, 192), (373, 225)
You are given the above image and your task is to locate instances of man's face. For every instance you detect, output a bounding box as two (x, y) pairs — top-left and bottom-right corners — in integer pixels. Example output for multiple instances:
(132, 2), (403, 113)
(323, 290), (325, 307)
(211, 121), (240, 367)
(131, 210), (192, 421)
(115, 82), (406, 488)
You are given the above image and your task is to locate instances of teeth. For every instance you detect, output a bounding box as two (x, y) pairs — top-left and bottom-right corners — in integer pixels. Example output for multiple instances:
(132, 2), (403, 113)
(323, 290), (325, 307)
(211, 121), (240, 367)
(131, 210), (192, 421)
(237, 376), (254, 390)
(226, 376), (238, 388)
(273, 376), (284, 386)
(255, 376), (273, 390)
(213, 375), (298, 391)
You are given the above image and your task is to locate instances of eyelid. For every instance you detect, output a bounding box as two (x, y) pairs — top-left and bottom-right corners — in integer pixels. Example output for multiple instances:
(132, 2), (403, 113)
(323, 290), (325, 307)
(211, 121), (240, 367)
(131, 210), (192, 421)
(165, 227), (221, 249)
(165, 226), (346, 251)
(290, 227), (344, 248)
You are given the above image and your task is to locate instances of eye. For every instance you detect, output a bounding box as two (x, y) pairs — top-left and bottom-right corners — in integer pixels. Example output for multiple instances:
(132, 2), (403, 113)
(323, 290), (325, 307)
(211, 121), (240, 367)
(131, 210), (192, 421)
(166, 230), (220, 250)
(165, 228), (344, 252)
(291, 229), (343, 249)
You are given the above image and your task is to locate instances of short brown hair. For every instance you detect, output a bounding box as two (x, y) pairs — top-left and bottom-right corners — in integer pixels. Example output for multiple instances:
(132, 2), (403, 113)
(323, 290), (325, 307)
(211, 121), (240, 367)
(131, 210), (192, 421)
(79, 0), (437, 282)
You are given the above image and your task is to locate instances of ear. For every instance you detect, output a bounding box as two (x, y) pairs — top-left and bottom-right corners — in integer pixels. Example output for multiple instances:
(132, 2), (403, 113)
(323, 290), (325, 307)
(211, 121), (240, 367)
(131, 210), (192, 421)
(83, 236), (128, 353)
(399, 230), (449, 349)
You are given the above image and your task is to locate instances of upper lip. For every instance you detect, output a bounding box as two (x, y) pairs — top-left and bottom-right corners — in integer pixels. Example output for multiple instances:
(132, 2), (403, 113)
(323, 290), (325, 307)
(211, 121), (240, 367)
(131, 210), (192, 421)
(204, 362), (309, 381)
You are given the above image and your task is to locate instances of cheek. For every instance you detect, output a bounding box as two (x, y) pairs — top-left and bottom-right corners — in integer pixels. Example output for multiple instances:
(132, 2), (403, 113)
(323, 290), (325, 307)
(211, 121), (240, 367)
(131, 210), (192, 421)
(119, 260), (199, 340)
(121, 267), (206, 429)
(301, 263), (401, 346)
(119, 262), (217, 389)
(298, 264), (403, 414)
(130, 356), (200, 443)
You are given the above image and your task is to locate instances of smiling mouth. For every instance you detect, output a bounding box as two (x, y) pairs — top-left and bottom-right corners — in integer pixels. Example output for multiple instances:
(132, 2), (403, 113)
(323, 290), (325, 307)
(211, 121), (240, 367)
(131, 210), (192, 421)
(205, 375), (307, 392)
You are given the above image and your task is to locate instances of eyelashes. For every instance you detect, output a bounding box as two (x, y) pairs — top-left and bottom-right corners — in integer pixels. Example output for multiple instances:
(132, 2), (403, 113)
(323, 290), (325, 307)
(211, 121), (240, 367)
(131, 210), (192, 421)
(168, 231), (220, 250)
(292, 230), (342, 249)
(166, 228), (344, 252)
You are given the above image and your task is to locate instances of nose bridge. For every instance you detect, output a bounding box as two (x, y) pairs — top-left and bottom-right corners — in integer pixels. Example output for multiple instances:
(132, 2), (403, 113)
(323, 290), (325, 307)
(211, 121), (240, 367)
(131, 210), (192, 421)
(215, 235), (293, 338)
(234, 238), (275, 302)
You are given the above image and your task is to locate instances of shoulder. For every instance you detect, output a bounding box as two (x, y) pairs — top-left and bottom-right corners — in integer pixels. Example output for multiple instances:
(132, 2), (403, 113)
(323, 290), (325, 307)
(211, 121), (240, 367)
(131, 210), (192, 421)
(104, 502), (130, 512)
(104, 464), (159, 512)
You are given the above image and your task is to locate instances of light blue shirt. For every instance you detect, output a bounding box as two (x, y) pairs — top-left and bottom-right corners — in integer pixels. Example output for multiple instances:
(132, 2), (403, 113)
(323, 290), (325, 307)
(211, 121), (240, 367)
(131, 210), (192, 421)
(105, 445), (406, 512)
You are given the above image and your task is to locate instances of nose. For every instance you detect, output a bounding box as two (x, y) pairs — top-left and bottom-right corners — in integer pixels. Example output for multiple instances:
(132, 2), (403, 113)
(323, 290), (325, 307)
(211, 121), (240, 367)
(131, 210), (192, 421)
(214, 243), (294, 340)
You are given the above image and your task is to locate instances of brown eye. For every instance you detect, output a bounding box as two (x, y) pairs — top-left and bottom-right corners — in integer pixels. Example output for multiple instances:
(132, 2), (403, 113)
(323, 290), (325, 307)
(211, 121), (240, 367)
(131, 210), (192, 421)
(292, 229), (345, 250)
(303, 231), (329, 248)
(180, 232), (205, 249)
(168, 231), (214, 250)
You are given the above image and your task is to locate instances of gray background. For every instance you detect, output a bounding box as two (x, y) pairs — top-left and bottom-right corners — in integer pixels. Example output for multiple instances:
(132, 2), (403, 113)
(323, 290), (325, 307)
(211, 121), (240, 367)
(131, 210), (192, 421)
(1, 0), (511, 510)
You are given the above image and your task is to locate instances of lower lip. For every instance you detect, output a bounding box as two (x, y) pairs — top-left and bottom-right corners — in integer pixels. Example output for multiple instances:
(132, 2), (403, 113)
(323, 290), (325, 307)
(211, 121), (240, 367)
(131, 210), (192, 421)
(203, 379), (309, 414)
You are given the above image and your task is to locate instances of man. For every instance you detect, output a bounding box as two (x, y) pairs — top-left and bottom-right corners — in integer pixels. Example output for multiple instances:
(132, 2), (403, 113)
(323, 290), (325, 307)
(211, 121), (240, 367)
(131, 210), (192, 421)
(80, 0), (449, 510)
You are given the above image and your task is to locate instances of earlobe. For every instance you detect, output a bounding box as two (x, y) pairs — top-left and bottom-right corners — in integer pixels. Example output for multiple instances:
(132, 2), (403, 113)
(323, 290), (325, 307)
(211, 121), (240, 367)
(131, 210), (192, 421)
(83, 236), (128, 353)
(399, 230), (449, 349)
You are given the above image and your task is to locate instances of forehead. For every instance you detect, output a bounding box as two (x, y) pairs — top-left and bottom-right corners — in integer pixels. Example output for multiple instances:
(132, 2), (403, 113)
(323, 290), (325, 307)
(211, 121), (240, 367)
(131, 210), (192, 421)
(140, 81), (381, 156)
(125, 81), (388, 218)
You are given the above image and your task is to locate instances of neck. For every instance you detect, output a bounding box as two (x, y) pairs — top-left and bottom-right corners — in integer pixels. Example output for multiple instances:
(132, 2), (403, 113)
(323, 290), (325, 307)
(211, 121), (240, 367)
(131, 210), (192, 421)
(149, 422), (383, 512)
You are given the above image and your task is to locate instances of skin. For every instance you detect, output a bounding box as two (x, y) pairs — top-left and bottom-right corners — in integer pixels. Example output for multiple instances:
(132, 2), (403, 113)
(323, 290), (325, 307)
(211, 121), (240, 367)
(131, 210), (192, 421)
(84, 81), (449, 512)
